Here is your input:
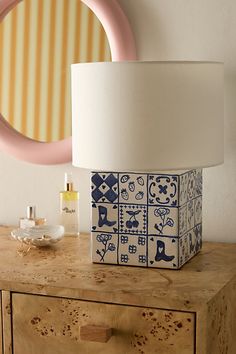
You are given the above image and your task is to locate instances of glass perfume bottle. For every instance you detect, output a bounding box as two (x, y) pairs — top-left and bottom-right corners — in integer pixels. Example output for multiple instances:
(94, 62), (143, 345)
(19, 206), (46, 229)
(60, 173), (79, 236)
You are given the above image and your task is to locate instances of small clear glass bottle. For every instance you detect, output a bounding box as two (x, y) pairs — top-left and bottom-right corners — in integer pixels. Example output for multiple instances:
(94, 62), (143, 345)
(19, 206), (46, 229)
(59, 173), (79, 236)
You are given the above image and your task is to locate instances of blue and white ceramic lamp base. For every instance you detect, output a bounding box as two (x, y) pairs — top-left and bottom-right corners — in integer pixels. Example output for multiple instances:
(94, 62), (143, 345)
(91, 170), (202, 269)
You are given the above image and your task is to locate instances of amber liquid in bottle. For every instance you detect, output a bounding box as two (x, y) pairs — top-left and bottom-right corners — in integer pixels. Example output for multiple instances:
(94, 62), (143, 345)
(60, 173), (79, 236)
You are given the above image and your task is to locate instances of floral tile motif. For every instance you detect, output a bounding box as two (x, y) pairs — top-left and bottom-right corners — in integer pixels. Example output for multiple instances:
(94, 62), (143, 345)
(179, 234), (189, 268)
(179, 225), (202, 267)
(187, 200), (195, 230)
(187, 170), (196, 201)
(148, 206), (178, 237)
(194, 197), (202, 225)
(195, 169), (203, 197)
(91, 203), (118, 233)
(119, 204), (147, 235)
(118, 235), (147, 267)
(179, 205), (187, 236)
(148, 174), (178, 206)
(91, 170), (202, 269)
(188, 228), (197, 255)
(148, 236), (178, 269)
(92, 232), (118, 264)
(119, 173), (147, 204)
(193, 224), (202, 253)
(179, 172), (188, 206)
(91, 172), (118, 203)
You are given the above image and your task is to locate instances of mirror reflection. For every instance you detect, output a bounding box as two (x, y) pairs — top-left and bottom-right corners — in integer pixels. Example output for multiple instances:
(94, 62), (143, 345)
(0, 0), (111, 142)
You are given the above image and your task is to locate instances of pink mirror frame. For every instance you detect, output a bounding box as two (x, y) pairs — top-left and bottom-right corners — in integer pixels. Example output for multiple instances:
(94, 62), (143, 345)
(0, 0), (137, 164)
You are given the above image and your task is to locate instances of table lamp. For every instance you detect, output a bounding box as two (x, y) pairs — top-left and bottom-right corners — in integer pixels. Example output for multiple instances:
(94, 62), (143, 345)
(71, 61), (224, 269)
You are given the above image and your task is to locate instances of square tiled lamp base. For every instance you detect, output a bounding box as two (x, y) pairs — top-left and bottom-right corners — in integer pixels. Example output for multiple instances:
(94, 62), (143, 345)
(91, 170), (202, 269)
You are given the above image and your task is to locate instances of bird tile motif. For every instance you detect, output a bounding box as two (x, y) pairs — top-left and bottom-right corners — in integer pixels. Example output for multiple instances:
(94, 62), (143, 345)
(91, 170), (202, 269)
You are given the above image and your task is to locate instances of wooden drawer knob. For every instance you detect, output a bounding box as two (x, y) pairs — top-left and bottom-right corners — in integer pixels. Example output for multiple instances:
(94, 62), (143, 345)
(80, 325), (113, 343)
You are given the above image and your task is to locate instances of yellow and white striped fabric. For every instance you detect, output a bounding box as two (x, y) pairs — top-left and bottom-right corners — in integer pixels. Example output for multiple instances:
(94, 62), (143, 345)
(0, 0), (111, 142)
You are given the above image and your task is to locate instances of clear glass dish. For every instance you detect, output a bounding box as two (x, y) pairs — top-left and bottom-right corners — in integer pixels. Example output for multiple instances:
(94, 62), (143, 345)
(11, 225), (65, 248)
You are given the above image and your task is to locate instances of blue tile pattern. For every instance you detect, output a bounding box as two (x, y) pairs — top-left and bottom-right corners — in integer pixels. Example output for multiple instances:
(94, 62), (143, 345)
(91, 203), (118, 233)
(118, 234), (147, 267)
(92, 232), (118, 264)
(148, 174), (178, 206)
(179, 205), (188, 236)
(119, 173), (147, 204)
(91, 169), (202, 269)
(92, 173), (118, 203)
(119, 204), (147, 234)
(148, 206), (178, 237)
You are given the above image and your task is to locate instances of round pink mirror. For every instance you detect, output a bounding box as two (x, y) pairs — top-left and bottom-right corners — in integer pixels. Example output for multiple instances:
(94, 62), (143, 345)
(0, 0), (137, 164)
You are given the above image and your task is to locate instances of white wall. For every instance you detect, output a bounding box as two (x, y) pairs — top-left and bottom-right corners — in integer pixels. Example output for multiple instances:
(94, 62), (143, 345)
(0, 0), (236, 242)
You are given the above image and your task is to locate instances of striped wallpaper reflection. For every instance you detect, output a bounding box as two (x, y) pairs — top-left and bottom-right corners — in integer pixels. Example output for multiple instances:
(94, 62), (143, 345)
(0, 0), (111, 142)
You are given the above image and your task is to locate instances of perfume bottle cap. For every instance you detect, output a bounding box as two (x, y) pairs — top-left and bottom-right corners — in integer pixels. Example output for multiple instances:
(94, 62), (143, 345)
(27, 206), (36, 219)
(65, 172), (73, 191)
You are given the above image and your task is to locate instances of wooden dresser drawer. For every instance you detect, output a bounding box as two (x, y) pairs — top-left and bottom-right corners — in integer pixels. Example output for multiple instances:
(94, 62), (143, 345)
(12, 293), (195, 354)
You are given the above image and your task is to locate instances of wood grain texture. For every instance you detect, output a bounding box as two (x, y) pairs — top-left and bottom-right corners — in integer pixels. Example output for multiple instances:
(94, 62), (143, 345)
(80, 325), (112, 343)
(204, 276), (236, 354)
(12, 293), (195, 354)
(2, 291), (12, 354)
(0, 227), (236, 353)
(195, 307), (208, 354)
(0, 292), (2, 354)
(0, 227), (236, 312)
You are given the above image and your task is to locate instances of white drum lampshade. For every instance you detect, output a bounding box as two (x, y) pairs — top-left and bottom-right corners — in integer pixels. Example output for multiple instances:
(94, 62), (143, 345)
(71, 61), (224, 270)
(71, 61), (224, 171)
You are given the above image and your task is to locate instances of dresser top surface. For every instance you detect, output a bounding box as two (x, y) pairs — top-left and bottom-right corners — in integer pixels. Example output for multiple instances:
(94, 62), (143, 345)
(0, 226), (235, 312)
